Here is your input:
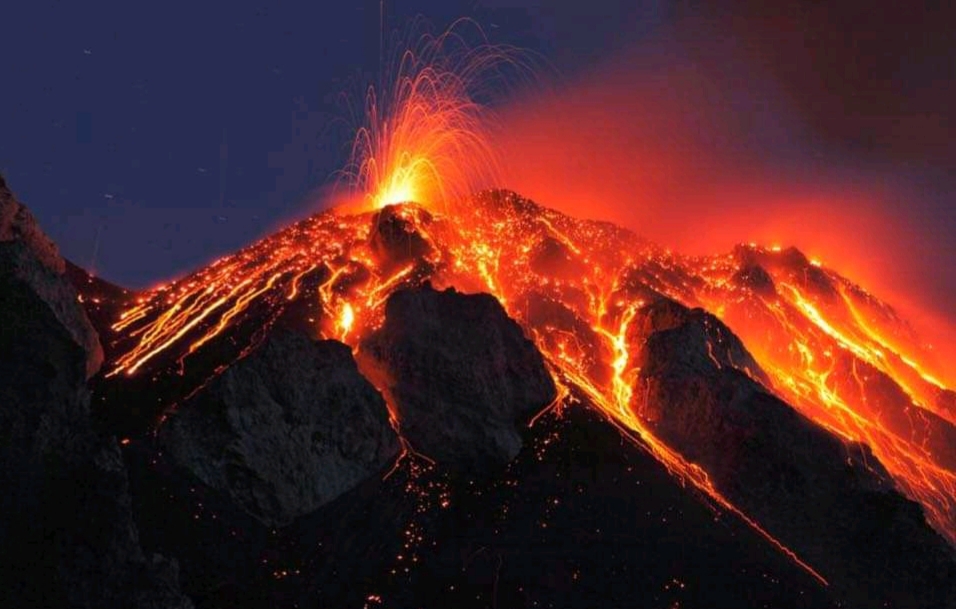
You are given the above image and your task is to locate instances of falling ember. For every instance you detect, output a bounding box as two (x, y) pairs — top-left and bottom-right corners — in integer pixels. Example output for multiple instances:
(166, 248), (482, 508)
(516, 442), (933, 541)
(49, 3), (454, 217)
(93, 19), (956, 595)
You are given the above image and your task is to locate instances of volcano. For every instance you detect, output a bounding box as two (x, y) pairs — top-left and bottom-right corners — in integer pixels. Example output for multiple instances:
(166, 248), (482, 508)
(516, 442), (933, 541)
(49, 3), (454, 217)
(3, 171), (956, 608)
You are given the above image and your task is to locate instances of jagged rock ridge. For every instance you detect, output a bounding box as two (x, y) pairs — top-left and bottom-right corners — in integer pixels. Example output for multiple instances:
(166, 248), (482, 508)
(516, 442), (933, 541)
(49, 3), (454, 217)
(0, 175), (103, 377)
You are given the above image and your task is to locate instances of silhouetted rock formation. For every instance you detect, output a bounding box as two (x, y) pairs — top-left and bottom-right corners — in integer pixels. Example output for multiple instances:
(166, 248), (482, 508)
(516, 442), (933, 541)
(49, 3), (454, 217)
(369, 203), (436, 273)
(127, 394), (840, 609)
(161, 331), (400, 527)
(362, 284), (557, 470)
(631, 298), (956, 609)
(0, 177), (191, 608)
(0, 177), (103, 377)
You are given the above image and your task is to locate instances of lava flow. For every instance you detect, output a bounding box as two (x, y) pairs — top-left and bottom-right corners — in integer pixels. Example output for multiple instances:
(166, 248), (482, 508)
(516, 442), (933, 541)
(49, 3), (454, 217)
(93, 19), (956, 593)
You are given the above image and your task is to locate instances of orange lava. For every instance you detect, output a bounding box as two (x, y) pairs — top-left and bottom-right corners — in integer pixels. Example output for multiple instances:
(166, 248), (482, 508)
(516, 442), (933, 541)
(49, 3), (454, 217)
(690, 248), (956, 545)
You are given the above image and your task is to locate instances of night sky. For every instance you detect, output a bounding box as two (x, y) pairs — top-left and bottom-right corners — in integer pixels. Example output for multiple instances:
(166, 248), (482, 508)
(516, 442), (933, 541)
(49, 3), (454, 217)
(2, 2), (954, 322)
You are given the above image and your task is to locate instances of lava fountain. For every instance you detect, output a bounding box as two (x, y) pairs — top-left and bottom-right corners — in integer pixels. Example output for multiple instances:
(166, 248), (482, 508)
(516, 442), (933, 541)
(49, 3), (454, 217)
(339, 18), (529, 213)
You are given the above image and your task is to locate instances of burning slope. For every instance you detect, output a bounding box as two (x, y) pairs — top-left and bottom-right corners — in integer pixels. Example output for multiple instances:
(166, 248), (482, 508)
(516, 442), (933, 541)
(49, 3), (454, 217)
(90, 187), (956, 580)
(690, 245), (956, 542)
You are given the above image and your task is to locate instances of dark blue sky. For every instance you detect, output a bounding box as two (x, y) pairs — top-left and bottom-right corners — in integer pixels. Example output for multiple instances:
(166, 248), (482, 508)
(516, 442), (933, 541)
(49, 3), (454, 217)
(2, 1), (953, 315)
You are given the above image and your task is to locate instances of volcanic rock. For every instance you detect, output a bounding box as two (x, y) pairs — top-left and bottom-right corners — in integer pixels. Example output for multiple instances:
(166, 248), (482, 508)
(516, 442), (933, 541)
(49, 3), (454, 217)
(528, 236), (590, 280)
(631, 298), (772, 387)
(48, 439), (193, 609)
(369, 203), (435, 272)
(126, 384), (840, 609)
(0, 178), (191, 608)
(631, 298), (956, 609)
(731, 264), (776, 296)
(735, 243), (836, 300)
(0, 174), (62, 271)
(361, 284), (557, 470)
(160, 330), (401, 527)
(0, 176), (103, 377)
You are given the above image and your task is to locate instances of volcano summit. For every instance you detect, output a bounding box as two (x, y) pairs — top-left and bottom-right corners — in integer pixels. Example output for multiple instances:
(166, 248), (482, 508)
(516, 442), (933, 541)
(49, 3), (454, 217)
(3, 172), (956, 608)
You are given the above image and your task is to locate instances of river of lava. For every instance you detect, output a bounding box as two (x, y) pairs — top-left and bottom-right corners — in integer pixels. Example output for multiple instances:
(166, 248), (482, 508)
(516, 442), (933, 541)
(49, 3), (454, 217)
(103, 190), (956, 581)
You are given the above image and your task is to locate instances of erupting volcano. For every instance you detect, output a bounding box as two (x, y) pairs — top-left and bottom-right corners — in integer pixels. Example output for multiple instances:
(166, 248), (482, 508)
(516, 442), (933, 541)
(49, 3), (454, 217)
(4, 17), (956, 609)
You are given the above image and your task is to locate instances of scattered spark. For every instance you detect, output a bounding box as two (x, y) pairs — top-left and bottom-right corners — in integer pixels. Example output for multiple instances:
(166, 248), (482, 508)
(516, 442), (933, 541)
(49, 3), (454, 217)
(338, 18), (533, 214)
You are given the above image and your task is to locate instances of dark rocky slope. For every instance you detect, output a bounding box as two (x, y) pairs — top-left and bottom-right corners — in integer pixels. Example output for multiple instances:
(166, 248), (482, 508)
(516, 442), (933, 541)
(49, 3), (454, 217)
(0, 175), (192, 608)
(129, 400), (839, 609)
(123, 283), (835, 609)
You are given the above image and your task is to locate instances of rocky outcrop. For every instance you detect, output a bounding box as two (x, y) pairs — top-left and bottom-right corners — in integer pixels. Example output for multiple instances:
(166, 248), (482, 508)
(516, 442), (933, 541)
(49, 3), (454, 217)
(630, 298), (772, 388)
(529, 236), (590, 281)
(361, 284), (557, 470)
(731, 264), (776, 296)
(161, 330), (401, 527)
(46, 439), (192, 609)
(0, 175), (103, 377)
(0, 175), (191, 608)
(733, 243), (837, 300)
(369, 204), (436, 273)
(630, 297), (956, 609)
